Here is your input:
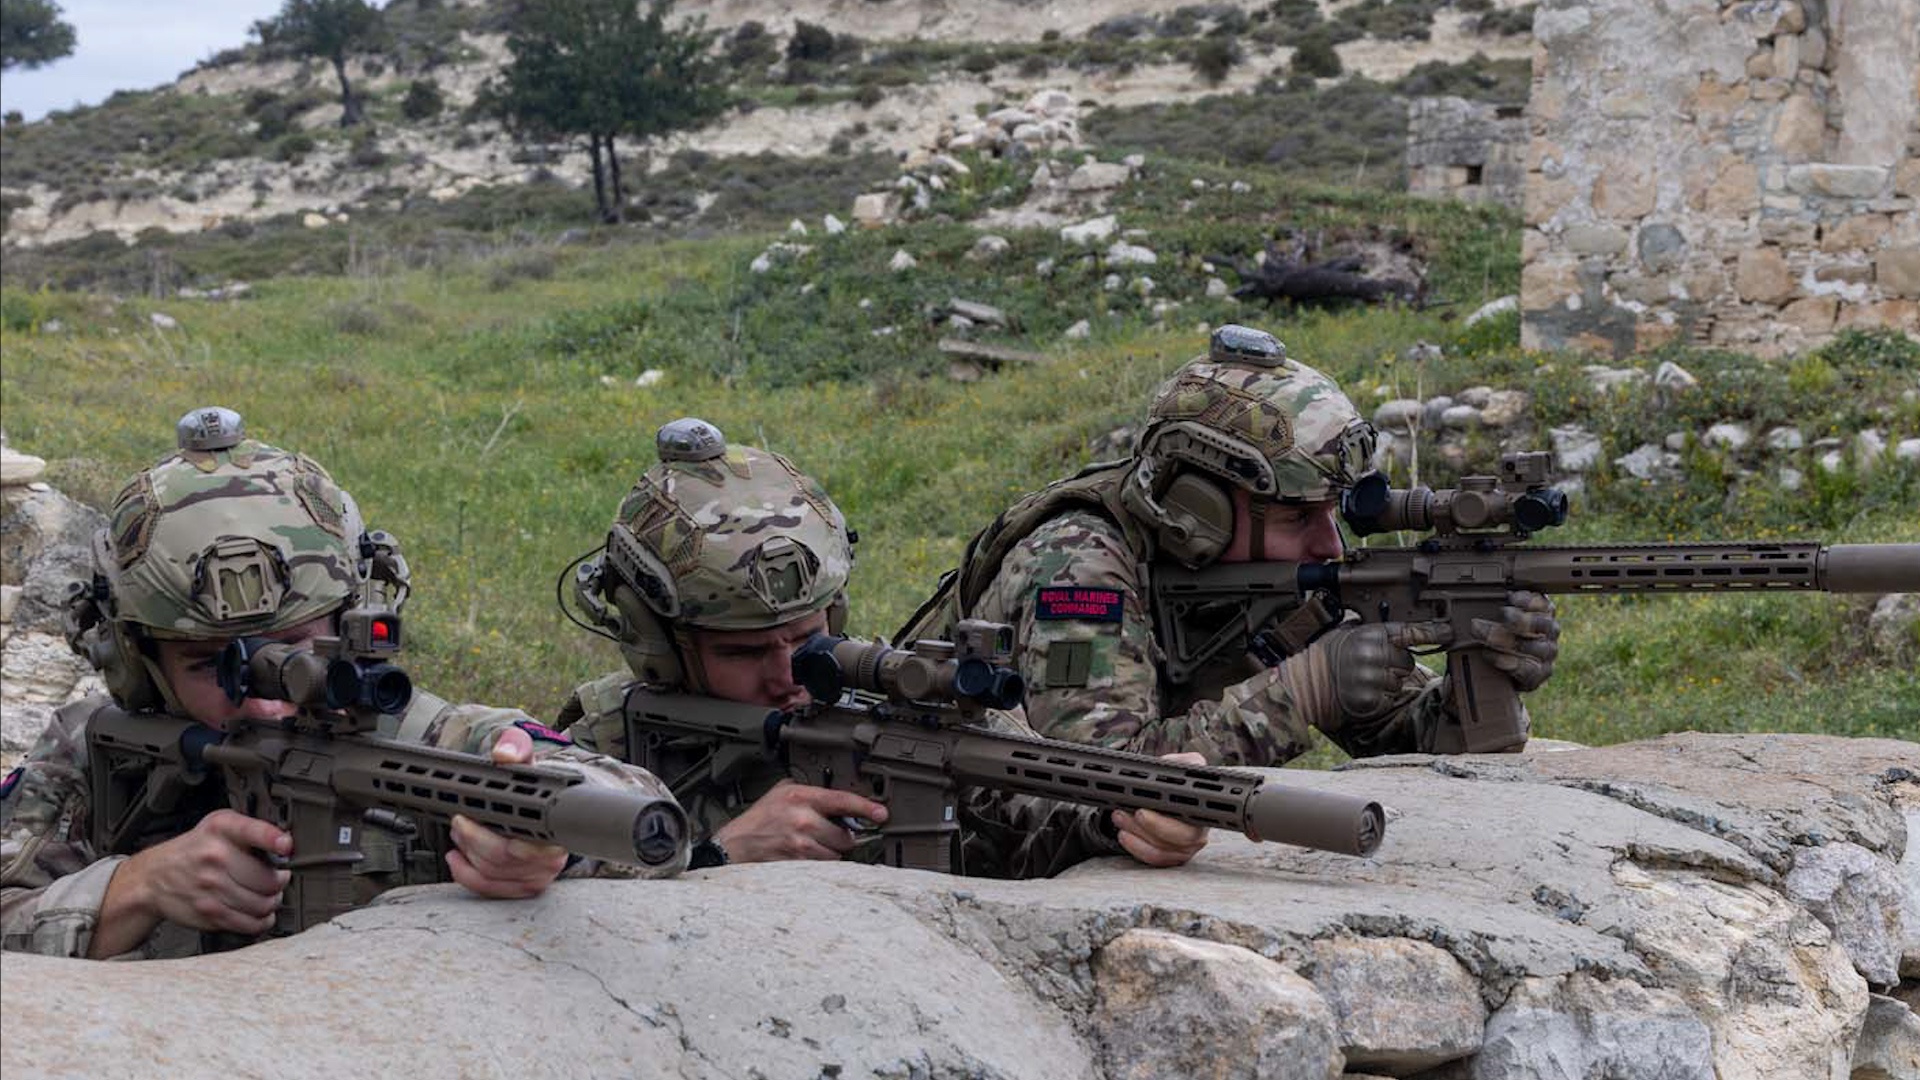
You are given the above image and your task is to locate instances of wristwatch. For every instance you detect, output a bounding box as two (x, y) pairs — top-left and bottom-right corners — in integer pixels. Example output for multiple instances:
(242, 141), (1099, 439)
(688, 837), (730, 870)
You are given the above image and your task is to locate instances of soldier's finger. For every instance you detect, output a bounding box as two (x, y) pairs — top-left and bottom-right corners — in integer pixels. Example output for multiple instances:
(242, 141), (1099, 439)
(1470, 618), (1521, 653)
(205, 810), (292, 858)
(1507, 590), (1556, 615)
(1388, 621), (1454, 650)
(445, 849), (541, 899)
(449, 814), (512, 867)
(797, 816), (860, 855)
(798, 787), (890, 825)
(1116, 826), (1196, 868)
(1115, 809), (1208, 853)
(223, 850), (286, 897)
(488, 727), (536, 765)
(480, 843), (567, 884)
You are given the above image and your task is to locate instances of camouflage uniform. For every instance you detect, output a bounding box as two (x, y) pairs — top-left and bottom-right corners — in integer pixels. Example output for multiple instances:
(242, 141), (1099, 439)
(0, 410), (679, 960)
(906, 330), (1449, 766)
(562, 418), (1128, 879)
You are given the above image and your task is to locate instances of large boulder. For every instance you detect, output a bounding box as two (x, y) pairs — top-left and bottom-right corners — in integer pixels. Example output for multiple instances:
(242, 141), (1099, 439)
(4, 735), (1912, 1080)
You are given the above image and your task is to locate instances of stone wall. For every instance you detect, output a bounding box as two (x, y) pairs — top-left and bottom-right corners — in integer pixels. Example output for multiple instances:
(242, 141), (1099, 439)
(1522, 0), (1920, 357)
(1407, 96), (1528, 210)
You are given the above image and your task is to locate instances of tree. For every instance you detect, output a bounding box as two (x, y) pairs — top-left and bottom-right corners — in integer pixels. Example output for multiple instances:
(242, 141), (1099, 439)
(1, 0), (77, 71)
(493, 0), (726, 224)
(265, 0), (383, 127)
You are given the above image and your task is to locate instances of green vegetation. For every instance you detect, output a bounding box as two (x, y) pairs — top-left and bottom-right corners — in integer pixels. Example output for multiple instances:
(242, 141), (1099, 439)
(2, 165), (1912, 743)
(490, 0), (726, 223)
(0, 0), (76, 71)
(257, 0), (385, 127)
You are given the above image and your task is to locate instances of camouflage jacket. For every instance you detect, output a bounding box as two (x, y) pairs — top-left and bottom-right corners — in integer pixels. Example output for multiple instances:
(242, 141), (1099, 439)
(0, 690), (678, 960)
(558, 673), (1129, 880)
(969, 508), (1448, 765)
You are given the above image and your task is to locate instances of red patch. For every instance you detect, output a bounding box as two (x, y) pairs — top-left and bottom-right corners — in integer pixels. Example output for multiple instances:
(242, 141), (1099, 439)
(514, 720), (573, 746)
(0, 767), (19, 801)
(1035, 587), (1125, 622)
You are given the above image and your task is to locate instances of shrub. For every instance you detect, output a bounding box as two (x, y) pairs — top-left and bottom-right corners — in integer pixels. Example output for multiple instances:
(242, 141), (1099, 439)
(726, 21), (779, 70)
(1291, 33), (1342, 78)
(401, 79), (445, 121)
(1191, 37), (1240, 84)
(272, 132), (317, 163)
(854, 83), (884, 108)
(787, 21), (838, 62)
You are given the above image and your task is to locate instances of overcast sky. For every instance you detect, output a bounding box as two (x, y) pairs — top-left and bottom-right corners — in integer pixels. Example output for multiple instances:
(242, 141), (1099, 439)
(0, 0), (285, 122)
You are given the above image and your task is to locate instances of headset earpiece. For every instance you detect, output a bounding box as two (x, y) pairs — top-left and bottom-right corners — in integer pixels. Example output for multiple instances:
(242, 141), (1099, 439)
(1154, 473), (1235, 568)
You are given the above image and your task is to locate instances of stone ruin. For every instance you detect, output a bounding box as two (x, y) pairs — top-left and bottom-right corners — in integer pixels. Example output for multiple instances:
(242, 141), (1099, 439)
(1521, 0), (1920, 356)
(1406, 96), (1528, 211)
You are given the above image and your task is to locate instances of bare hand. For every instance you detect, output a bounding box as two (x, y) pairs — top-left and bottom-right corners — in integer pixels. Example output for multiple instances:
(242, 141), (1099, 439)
(1112, 753), (1210, 867)
(710, 781), (890, 864)
(122, 808), (291, 935)
(443, 727), (568, 899)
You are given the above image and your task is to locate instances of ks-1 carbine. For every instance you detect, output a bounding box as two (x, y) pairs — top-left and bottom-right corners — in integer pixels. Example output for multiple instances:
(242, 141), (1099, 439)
(1152, 451), (1920, 755)
(620, 620), (1386, 873)
(86, 606), (689, 936)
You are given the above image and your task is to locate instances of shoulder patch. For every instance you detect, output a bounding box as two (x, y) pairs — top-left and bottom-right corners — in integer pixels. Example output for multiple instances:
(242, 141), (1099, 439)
(514, 719), (574, 746)
(1034, 586), (1125, 622)
(0, 766), (19, 800)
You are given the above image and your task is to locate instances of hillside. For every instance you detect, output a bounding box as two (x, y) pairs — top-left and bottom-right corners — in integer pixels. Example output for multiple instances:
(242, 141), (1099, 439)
(0, 0), (1533, 272)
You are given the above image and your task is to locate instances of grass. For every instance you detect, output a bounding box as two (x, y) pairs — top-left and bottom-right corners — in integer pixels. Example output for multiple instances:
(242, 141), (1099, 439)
(1, 159), (1914, 749)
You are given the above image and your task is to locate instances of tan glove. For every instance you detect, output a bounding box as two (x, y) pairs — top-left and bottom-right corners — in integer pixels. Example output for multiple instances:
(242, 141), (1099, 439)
(1462, 591), (1560, 692)
(1272, 620), (1451, 751)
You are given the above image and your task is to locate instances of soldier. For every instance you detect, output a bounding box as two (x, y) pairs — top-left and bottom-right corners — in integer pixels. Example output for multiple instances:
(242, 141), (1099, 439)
(556, 418), (1208, 875)
(1, 408), (679, 960)
(900, 324), (1560, 764)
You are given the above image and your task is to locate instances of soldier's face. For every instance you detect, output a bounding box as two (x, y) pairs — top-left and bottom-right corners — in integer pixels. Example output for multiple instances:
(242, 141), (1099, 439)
(1218, 489), (1344, 564)
(690, 611), (830, 711)
(152, 615), (334, 731)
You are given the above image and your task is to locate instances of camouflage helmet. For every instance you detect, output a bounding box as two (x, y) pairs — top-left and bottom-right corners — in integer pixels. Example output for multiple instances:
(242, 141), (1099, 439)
(1121, 325), (1375, 566)
(577, 418), (852, 685)
(68, 407), (373, 711)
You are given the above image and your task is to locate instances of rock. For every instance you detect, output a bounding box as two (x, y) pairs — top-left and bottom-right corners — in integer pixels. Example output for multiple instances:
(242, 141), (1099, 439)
(2, 631), (105, 764)
(1785, 843), (1907, 986)
(1637, 223), (1689, 271)
(1565, 224), (1629, 256)
(851, 192), (901, 228)
(1455, 385), (1493, 408)
(634, 370), (665, 388)
(748, 252), (774, 274)
(1665, 431), (1690, 452)
(787, 219), (807, 237)
(1480, 389), (1531, 428)
(929, 154), (970, 177)
(1778, 465), (1804, 490)
(1229, 180), (1251, 194)
(1131, 276), (1155, 297)
(1, 485), (106, 631)
(986, 108), (1038, 129)
(1373, 400), (1424, 432)
(1304, 937), (1483, 1073)
(1877, 249), (1920, 298)
(0, 448), (47, 486)
(888, 250), (918, 273)
(1092, 930), (1342, 1080)
(302, 212), (329, 229)
(1101, 273), (1121, 291)
(1764, 427), (1805, 451)
(1819, 449), (1847, 473)
(1063, 320), (1091, 340)
(1585, 365), (1648, 393)
(1065, 162), (1130, 193)
(1550, 426), (1604, 472)
(1735, 248), (1795, 305)
(1026, 89), (1074, 117)
(1421, 395), (1457, 431)
(1403, 342), (1444, 365)
(822, 214), (846, 235)
(947, 299), (1009, 328)
(1206, 277), (1230, 299)
(1852, 994), (1920, 1080)
(1615, 443), (1682, 481)
(1440, 405), (1482, 430)
(1857, 429), (1888, 468)
(1191, 178), (1208, 191)
(1654, 360), (1699, 392)
(947, 314), (976, 332)
(969, 235), (1010, 262)
(1060, 215), (1119, 245)
(1475, 974), (1714, 1079)
(1465, 295), (1519, 326)
(1703, 423), (1751, 450)
(1786, 164), (1890, 199)
(1105, 242), (1157, 267)
(0, 584), (17, 623)
(149, 312), (178, 330)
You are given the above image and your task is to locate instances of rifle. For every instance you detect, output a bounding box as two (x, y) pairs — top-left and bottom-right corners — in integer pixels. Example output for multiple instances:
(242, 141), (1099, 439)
(1152, 451), (1920, 755)
(620, 620), (1386, 873)
(86, 606), (688, 936)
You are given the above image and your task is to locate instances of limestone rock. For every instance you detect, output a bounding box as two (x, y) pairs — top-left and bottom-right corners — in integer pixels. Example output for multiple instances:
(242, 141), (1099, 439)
(1703, 423), (1751, 451)
(1474, 974), (1714, 1080)
(1654, 360), (1699, 393)
(1765, 427), (1806, 451)
(1735, 248), (1795, 305)
(888, 249), (917, 273)
(1785, 842), (1907, 986)
(0, 448), (47, 487)
(1304, 936), (1483, 1073)
(1105, 242), (1157, 267)
(1061, 215), (1118, 246)
(1481, 391), (1532, 429)
(2, 485), (107, 631)
(1092, 930), (1342, 1080)
(1440, 405), (1482, 430)
(1550, 425), (1603, 472)
(1065, 162), (1130, 193)
(1615, 443), (1682, 481)
(1465, 295), (1518, 326)
(1063, 319), (1091, 340)
(1876, 248), (1920, 299)
(1869, 595), (1920, 668)
(969, 234), (1010, 262)
(1373, 400), (1423, 432)
(1852, 994), (1920, 1080)
(851, 191), (902, 228)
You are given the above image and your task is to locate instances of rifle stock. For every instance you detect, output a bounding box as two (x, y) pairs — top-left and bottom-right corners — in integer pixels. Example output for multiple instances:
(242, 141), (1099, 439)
(621, 627), (1387, 874)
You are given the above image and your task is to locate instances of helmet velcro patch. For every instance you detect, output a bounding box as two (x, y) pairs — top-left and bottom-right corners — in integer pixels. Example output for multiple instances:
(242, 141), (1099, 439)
(109, 477), (158, 570)
(292, 463), (347, 536)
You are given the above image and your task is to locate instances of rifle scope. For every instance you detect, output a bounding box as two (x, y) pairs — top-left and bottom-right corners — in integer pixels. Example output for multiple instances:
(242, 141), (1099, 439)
(793, 633), (1025, 711)
(1343, 452), (1569, 538)
(218, 637), (413, 715)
